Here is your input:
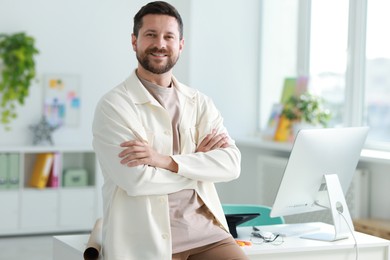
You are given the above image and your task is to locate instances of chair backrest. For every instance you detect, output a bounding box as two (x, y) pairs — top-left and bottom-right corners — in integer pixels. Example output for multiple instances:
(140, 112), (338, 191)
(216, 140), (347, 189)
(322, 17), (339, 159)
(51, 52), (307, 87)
(222, 204), (285, 227)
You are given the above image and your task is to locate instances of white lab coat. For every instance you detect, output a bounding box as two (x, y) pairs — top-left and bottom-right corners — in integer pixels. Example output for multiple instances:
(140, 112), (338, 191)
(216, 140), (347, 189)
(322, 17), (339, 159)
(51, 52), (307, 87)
(92, 71), (241, 260)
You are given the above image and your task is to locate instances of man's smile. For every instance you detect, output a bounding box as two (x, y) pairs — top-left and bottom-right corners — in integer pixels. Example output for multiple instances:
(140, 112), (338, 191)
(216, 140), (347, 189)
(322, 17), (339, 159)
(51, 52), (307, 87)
(150, 51), (168, 57)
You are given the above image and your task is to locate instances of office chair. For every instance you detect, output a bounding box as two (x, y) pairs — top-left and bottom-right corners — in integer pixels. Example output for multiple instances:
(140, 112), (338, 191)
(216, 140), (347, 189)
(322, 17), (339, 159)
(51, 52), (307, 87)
(222, 204), (285, 227)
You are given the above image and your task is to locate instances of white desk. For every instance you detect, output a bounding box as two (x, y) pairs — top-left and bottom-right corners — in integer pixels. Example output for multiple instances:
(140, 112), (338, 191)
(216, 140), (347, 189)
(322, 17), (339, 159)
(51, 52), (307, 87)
(53, 234), (94, 260)
(53, 222), (390, 260)
(238, 223), (390, 260)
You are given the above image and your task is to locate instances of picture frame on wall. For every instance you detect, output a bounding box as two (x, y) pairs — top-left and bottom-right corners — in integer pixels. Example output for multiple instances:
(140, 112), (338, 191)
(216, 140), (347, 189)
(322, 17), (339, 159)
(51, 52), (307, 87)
(43, 74), (81, 127)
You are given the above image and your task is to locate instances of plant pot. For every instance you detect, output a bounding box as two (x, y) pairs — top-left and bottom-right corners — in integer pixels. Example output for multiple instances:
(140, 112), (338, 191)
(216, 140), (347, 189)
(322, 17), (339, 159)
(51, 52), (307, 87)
(274, 116), (293, 142)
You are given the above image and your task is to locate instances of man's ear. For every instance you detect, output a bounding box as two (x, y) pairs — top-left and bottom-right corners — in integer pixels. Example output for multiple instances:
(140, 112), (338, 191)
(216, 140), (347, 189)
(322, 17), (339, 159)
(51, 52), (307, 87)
(131, 34), (137, 51)
(179, 38), (184, 53)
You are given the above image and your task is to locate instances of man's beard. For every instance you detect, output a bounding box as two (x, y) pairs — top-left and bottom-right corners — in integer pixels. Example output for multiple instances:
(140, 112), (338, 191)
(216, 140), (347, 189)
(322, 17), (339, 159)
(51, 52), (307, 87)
(136, 47), (179, 74)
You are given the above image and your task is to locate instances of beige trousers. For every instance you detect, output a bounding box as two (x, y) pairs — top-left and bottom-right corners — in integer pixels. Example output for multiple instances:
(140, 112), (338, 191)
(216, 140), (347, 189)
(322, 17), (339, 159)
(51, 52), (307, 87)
(172, 236), (249, 260)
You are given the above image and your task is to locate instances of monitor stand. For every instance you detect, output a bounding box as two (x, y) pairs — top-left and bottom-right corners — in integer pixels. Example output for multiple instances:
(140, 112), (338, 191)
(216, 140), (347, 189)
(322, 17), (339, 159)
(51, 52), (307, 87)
(301, 174), (354, 242)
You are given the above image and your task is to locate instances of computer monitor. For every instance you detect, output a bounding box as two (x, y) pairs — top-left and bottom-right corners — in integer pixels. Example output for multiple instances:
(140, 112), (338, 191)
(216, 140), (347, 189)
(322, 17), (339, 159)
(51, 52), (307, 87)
(270, 126), (369, 241)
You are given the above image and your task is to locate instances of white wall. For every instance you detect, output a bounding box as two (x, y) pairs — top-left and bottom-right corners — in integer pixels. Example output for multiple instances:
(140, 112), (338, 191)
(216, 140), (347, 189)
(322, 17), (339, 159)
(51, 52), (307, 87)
(0, 0), (192, 146)
(188, 0), (260, 137)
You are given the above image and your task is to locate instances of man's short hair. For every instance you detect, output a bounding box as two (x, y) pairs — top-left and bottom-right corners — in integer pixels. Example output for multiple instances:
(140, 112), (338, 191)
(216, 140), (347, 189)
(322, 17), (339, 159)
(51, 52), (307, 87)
(133, 1), (184, 40)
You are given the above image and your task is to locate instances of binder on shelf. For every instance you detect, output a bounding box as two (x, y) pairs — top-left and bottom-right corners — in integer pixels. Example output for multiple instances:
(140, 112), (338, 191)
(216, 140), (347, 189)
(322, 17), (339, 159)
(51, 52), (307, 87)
(7, 153), (20, 189)
(0, 153), (9, 189)
(47, 152), (61, 188)
(29, 153), (54, 189)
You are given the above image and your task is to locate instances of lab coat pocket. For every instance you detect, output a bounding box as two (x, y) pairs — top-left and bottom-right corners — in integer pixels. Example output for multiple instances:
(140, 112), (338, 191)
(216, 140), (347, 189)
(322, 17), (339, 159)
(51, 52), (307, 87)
(196, 121), (215, 143)
(180, 126), (198, 153)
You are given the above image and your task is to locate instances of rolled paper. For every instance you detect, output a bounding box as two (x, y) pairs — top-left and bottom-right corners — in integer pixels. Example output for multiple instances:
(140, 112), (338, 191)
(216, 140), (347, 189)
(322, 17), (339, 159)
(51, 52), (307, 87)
(84, 218), (103, 260)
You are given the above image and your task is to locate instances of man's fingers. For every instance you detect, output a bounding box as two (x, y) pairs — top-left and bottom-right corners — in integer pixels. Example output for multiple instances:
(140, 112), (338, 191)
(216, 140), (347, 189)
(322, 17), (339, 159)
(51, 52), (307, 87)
(211, 135), (229, 149)
(118, 142), (146, 158)
(120, 140), (144, 147)
(120, 151), (144, 163)
(207, 133), (227, 149)
(197, 131), (229, 152)
(198, 129), (217, 147)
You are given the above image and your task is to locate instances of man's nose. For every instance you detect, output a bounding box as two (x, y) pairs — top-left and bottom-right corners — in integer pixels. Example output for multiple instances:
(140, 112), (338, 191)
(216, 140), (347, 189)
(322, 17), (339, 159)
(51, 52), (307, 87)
(154, 35), (167, 49)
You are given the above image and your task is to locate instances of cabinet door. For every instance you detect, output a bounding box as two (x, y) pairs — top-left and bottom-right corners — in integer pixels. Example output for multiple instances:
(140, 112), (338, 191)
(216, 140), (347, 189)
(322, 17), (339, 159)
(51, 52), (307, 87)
(257, 155), (288, 205)
(21, 190), (58, 228)
(59, 188), (96, 228)
(0, 191), (19, 232)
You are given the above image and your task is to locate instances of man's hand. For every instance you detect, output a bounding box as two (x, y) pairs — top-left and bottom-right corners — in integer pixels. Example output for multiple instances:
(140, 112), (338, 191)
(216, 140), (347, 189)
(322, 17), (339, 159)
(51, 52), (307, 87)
(196, 129), (229, 153)
(118, 140), (178, 172)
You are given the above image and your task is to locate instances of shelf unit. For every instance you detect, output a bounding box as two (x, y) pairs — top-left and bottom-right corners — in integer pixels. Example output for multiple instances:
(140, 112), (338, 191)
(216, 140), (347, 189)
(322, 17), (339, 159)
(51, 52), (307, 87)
(0, 146), (102, 236)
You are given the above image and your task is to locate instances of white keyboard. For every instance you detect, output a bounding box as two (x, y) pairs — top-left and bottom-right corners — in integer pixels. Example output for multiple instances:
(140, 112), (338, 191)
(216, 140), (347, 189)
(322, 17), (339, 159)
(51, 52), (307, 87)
(255, 222), (322, 237)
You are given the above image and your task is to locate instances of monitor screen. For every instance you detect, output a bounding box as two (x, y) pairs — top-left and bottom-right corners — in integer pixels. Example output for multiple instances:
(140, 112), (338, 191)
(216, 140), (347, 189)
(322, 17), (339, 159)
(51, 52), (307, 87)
(270, 126), (369, 240)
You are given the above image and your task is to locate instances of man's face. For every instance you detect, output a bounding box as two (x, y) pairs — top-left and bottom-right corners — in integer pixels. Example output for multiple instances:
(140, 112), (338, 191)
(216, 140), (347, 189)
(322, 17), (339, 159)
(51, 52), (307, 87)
(132, 14), (184, 75)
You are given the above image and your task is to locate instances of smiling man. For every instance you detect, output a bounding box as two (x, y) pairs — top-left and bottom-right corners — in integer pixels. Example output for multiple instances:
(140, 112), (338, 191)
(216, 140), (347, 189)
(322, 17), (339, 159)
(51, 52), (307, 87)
(133, 13), (182, 78)
(92, 2), (246, 259)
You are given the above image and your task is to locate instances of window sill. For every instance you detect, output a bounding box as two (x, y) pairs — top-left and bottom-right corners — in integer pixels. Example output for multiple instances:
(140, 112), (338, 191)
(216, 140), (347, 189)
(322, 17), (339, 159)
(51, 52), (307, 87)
(234, 136), (390, 165)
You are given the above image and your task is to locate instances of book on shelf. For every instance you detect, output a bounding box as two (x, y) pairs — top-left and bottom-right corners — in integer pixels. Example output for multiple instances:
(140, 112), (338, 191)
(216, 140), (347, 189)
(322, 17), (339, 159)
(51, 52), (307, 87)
(7, 153), (20, 189)
(47, 152), (61, 188)
(0, 153), (8, 190)
(29, 153), (54, 189)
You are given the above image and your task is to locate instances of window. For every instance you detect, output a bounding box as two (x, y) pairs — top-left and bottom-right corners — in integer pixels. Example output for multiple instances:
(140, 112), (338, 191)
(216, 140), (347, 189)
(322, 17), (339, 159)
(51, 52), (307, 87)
(364, 0), (390, 143)
(308, 0), (349, 127)
(259, 0), (390, 149)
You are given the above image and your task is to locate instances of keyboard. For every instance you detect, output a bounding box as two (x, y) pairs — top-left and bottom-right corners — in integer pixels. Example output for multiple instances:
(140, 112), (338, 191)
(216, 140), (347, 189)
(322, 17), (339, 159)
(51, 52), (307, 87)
(255, 222), (322, 237)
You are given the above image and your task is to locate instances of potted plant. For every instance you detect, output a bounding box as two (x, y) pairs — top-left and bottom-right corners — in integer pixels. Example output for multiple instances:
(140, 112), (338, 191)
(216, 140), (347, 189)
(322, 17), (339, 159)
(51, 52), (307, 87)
(0, 32), (39, 129)
(274, 92), (331, 142)
(281, 92), (331, 127)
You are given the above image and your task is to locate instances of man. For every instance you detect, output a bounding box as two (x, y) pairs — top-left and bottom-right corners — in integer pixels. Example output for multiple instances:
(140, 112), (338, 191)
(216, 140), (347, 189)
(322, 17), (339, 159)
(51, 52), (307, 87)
(92, 1), (247, 259)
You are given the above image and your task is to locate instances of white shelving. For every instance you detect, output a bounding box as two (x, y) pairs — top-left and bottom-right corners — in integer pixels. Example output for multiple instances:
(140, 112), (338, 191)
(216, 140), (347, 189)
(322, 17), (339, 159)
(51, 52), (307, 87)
(0, 146), (101, 236)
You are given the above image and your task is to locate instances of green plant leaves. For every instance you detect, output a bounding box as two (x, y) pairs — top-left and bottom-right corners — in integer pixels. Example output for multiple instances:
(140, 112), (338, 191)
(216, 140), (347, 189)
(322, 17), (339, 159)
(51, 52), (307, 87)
(0, 32), (39, 129)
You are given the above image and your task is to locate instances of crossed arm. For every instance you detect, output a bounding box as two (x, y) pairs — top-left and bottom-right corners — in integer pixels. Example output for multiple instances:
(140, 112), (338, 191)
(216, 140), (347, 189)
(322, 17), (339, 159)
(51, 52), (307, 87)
(118, 129), (229, 173)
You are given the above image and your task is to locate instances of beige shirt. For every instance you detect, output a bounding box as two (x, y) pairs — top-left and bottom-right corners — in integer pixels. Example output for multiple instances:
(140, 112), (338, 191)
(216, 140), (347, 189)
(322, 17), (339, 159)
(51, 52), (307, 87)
(140, 77), (230, 253)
